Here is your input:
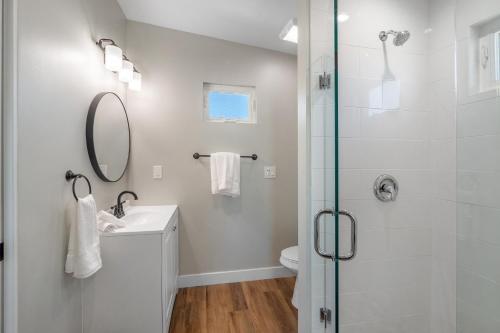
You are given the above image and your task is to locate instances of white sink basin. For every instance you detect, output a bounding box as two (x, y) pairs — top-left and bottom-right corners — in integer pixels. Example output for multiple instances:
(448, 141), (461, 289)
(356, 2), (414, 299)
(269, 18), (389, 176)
(102, 205), (178, 236)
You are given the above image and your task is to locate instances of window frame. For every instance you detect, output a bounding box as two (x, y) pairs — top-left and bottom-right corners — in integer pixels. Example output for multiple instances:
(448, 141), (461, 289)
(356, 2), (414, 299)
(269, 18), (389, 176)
(203, 83), (257, 124)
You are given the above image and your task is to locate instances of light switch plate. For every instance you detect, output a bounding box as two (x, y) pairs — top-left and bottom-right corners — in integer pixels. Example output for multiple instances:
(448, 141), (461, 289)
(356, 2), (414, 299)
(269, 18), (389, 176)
(264, 166), (276, 179)
(153, 165), (163, 179)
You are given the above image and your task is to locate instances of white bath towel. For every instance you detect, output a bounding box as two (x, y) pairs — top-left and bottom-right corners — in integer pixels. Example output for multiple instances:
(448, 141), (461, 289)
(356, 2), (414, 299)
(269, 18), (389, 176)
(97, 210), (126, 233)
(210, 152), (240, 197)
(65, 194), (102, 279)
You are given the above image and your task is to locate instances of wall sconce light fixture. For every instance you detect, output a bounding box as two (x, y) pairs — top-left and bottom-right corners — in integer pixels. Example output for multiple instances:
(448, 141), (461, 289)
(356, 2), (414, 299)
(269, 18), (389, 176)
(129, 71), (142, 91)
(97, 38), (141, 91)
(119, 59), (134, 83)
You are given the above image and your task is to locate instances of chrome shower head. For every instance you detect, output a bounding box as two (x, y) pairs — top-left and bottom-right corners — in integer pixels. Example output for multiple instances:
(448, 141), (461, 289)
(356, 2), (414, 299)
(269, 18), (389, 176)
(379, 30), (410, 46)
(394, 30), (410, 46)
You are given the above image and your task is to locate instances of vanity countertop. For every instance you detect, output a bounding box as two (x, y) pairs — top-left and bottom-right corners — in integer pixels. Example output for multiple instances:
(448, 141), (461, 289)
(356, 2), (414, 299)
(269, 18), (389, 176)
(102, 205), (178, 237)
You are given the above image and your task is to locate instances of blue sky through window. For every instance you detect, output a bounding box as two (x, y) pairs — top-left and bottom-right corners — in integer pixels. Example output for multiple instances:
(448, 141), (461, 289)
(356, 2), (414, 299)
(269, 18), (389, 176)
(208, 91), (250, 121)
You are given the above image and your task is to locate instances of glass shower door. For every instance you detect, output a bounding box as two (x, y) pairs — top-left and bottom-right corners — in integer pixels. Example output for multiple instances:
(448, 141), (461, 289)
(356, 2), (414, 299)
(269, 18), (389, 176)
(311, 0), (500, 331)
(334, 0), (436, 330)
(308, 0), (339, 330)
(310, 0), (441, 331)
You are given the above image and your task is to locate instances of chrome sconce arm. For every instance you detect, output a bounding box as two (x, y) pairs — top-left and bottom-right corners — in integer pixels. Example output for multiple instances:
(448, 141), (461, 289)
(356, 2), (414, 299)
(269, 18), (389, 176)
(96, 38), (117, 49)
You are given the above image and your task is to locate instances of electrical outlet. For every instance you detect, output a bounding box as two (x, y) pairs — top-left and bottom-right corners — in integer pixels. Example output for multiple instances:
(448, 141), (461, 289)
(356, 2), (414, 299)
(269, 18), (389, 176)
(264, 166), (276, 179)
(153, 165), (163, 179)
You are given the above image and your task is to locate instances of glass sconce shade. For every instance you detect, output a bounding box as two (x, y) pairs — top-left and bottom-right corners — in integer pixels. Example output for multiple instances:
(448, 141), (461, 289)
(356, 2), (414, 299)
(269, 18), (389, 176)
(129, 72), (142, 91)
(105, 45), (123, 72)
(119, 60), (134, 82)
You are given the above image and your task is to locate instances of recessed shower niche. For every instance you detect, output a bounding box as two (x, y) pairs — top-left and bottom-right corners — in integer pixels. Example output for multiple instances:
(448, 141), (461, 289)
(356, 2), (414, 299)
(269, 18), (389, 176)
(460, 14), (500, 102)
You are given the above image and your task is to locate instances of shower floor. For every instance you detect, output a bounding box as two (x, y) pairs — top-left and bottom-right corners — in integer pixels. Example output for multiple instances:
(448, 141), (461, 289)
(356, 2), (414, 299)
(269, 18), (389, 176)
(169, 277), (297, 333)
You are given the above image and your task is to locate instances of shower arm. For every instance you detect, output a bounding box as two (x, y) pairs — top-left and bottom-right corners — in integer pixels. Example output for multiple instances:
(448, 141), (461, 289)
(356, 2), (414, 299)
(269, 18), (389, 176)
(379, 30), (397, 42)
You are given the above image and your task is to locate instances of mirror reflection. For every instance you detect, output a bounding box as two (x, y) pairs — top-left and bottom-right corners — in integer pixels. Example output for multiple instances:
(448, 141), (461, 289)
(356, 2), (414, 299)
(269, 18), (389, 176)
(87, 92), (130, 182)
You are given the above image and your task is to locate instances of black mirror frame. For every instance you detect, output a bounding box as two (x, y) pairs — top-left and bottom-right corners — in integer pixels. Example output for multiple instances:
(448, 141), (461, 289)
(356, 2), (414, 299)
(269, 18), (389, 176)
(86, 92), (131, 182)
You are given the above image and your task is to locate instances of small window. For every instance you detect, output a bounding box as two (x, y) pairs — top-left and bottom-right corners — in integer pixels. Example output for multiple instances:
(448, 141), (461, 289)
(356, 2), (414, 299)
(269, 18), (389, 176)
(203, 83), (256, 123)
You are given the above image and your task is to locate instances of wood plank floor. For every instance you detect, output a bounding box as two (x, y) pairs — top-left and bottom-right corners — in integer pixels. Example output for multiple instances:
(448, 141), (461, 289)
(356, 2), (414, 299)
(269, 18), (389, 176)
(169, 277), (298, 333)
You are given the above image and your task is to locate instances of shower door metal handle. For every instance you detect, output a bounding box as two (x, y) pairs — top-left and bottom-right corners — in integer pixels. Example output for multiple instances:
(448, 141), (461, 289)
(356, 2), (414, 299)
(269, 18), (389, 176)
(314, 209), (358, 261)
(336, 210), (358, 261)
(314, 209), (335, 260)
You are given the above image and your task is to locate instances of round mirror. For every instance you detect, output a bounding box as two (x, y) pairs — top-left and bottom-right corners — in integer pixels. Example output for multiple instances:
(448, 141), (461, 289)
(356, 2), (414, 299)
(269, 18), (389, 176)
(86, 92), (130, 182)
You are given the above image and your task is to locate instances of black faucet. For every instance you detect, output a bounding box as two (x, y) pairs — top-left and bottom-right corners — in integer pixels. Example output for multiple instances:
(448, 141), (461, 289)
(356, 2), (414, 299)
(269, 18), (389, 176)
(113, 191), (138, 218)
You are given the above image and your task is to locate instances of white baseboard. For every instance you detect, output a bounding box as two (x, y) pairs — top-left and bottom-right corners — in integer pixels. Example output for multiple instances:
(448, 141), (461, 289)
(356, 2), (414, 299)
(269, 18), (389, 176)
(177, 266), (294, 288)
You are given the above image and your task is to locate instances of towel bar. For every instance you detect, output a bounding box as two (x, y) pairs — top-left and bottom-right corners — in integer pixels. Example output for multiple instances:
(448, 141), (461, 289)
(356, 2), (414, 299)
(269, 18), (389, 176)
(193, 153), (258, 160)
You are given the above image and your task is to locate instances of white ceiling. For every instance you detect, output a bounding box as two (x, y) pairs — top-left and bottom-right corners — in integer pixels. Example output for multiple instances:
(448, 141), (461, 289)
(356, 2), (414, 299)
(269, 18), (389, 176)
(117, 0), (297, 54)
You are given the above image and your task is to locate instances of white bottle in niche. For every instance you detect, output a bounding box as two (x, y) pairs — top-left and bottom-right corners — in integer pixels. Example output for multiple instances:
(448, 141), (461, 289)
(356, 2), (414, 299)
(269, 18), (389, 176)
(479, 33), (498, 92)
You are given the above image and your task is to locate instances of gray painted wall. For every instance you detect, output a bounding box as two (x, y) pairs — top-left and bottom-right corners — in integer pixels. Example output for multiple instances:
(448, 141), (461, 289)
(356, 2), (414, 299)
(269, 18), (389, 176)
(125, 21), (298, 275)
(16, 0), (128, 332)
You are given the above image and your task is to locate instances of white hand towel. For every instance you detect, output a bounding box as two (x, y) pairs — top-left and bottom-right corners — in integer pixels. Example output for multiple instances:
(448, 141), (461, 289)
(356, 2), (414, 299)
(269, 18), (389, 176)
(65, 194), (102, 279)
(96, 210), (126, 232)
(210, 152), (240, 197)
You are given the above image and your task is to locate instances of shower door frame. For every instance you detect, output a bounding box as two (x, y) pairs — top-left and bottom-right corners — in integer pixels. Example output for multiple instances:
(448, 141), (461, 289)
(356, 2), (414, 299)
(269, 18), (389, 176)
(298, 0), (342, 331)
(3, 0), (20, 332)
(333, 0), (340, 330)
(297, 0), (312, 331)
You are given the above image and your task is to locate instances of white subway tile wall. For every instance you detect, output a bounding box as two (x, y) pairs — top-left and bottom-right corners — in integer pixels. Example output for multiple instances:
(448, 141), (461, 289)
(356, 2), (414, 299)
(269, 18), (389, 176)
(455, 0), (500, 332)
(428, 0), (457, 332)
(335, 0), (434, 328)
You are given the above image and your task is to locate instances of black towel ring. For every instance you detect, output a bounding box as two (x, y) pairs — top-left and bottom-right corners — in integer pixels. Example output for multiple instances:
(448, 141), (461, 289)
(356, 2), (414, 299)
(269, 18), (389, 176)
(65, 170), (92, 201)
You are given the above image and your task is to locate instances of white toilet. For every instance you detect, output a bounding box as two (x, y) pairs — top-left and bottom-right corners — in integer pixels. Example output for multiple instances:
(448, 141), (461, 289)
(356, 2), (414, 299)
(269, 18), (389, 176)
(280, 245), (299, 308)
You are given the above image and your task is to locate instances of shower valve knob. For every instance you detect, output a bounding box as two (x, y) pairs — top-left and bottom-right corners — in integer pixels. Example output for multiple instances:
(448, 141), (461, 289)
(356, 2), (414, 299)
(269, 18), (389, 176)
(374, 175), (398, 202)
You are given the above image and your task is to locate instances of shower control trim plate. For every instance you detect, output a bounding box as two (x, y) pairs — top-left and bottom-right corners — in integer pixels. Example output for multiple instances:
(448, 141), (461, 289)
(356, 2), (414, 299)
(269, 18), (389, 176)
(374, 174), (399, 202)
